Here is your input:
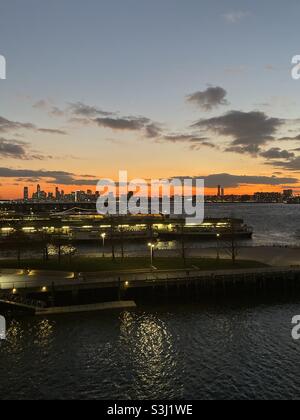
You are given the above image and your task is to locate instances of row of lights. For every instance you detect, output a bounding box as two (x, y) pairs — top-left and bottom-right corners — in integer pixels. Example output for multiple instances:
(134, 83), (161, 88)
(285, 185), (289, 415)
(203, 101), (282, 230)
(12, 286), (47, 294)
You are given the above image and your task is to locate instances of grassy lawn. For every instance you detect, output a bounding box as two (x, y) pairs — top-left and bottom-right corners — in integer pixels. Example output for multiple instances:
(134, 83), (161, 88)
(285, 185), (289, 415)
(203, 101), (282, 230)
(0, 256), (268, 272)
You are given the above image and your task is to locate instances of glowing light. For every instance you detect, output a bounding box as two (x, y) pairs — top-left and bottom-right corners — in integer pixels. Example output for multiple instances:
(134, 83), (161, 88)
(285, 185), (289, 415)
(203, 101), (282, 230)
(42, 286), (47, 292)
(12, 288), (17, 294)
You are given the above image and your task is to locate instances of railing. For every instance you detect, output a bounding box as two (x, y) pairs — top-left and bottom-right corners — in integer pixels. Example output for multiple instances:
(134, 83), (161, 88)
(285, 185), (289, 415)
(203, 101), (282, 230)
(0, 292), (46, 308)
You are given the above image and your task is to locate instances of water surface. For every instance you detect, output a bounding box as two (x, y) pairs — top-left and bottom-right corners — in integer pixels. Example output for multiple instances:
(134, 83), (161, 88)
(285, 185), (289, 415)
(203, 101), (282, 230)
(1, 300), (300, 400)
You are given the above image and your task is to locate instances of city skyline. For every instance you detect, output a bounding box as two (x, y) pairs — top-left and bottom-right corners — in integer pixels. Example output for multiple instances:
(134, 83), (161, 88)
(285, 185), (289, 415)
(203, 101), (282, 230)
(15, 183), (296, 203)
(1, 1), (300, 198)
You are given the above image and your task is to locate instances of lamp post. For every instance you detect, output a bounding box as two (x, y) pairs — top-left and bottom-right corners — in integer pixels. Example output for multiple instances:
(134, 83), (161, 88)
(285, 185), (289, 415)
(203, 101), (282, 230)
(101, 233), (106, 258)
(216, 233), (221, 260)
(148, 243), (155, 266)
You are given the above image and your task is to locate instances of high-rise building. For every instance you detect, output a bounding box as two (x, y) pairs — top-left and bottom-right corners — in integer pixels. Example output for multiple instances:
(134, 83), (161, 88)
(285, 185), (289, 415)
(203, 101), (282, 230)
(217, 185), (221, 197)
(283, 189), (293, 199)
(55, 187), (60, 201)
(23, 187), (29, 201)
(221, 188), (225, 197)
(37, 184), (41, 199)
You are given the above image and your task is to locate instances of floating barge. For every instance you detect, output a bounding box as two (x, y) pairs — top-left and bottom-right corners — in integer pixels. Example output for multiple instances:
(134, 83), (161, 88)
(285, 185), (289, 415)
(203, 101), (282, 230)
(158, 218), (253, 240)
(0, 211), (253, 243)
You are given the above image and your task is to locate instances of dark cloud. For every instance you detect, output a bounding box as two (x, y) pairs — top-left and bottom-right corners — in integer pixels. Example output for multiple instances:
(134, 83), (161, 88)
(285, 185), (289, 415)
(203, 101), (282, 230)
(0, 116), (35, 133)
(0, 168), (98, 185)
(0, 138), (52, 160)
(95, 117), (148, 131)
(187, 87), (229, 111)
(68, 102), (112, 118)
(145, 123), (163, 138)
(174, 173), (298, 188)
(193, 111), (283, 153)
(226, 144), (260, 156)
(0, 139), (29, 159)
(260, 148), (295, 160)
(265, 157), (300, 171)
(38, 128), (68, 135)
(0, 115), (68, 136)
(279, 134), (300, 141)
(94, 116), (162, 138)
(34, 100), (163, 139)
(205, 173), (298, 188)
(163, 134), (215, 149)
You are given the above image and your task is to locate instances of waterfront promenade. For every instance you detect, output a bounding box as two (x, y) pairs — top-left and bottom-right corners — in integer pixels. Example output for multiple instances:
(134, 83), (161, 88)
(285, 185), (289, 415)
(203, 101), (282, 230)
(0, 265), (299, 293)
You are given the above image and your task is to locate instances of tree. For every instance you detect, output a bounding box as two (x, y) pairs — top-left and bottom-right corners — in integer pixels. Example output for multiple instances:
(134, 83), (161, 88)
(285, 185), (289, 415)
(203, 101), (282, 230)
(223, 219), (239, 264)
(110, 217), (116, 260)
(7, 224), (28, 267)
(181, 221), (186, 266)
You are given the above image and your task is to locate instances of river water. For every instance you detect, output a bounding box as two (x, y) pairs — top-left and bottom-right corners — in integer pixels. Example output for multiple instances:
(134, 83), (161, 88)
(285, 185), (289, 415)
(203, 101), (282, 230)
(1, 298), (300, 400)
(204, 203), (300, 247)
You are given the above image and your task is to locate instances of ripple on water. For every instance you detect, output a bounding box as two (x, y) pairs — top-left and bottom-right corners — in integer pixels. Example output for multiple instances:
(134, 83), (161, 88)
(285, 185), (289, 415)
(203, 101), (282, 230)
(1, 301), (300, 400)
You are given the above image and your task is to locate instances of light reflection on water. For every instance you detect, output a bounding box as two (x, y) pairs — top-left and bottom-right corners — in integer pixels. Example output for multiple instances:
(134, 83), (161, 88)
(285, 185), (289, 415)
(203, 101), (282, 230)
(1, 301), (300, 400)
(119, 311), (183, 399)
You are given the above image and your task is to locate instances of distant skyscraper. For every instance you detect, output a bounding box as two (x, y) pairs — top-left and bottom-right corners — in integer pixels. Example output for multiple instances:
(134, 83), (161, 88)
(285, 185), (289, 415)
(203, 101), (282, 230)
(217, 185), (221, 197)
(283, 190), (293, 200)
(55, 187), (60, 201)
(23, 187), (29, 201)
(37, 184), (41, 199)
(221, 188), (225, 197)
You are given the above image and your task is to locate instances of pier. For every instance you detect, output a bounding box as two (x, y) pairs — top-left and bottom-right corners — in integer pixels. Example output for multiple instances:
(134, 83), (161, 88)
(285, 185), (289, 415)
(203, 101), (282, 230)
(0, 266), (300, 311)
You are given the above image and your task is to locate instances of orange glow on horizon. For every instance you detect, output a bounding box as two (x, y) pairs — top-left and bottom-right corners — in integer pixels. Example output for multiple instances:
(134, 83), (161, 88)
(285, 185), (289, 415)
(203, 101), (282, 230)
(0, 182), (298, 200)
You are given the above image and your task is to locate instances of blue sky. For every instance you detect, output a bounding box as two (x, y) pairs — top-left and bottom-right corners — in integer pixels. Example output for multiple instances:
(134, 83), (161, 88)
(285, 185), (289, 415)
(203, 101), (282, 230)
(1, 0), (300, 197)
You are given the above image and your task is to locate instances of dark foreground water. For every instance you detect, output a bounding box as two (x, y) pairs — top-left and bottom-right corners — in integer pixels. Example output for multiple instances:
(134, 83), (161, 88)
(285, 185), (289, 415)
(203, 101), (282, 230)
(1, 300), (300, 400)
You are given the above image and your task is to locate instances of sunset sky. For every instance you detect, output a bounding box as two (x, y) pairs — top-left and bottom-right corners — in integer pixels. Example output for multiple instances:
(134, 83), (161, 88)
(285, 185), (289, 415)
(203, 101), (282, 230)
(1, 0), (300, 199)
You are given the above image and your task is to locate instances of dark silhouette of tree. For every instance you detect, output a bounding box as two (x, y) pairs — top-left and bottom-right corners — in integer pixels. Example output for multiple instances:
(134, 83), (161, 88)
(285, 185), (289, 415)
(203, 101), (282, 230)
(181, 221), (186, 266)
(110, 217), (116, 261)
(7, 224), (28, 267)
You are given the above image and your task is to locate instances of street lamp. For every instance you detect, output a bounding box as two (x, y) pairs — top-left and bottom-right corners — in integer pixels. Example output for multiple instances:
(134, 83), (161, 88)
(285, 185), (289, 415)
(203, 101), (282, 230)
(101, 233), (106, 258)
(148, 243), (155, 266)
(216, 233), (221, 260)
